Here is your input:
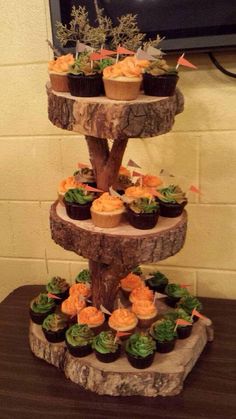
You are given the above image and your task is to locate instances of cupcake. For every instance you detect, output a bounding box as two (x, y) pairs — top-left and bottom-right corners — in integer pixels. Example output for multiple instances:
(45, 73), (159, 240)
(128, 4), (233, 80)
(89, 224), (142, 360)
(112, 166), (133, 194)
(157, 184), (187, 218)
(66, 324), (95, 357)
(120, 273), (144, 298)
(42, 313), (68, 343)
(126, 197), (160, 230)
(165, 283), (189, 307)
(103, 56), (149, 101)
(129, 286), (154, 304)
(174, 308), (193, 339)
(108, 308), (138, 334)
(58, 176), (82, 204)
(143, 58), (179, 97)
(67, 52), (102, 97)
(91, 192), (125, 228)
(131, 299), (158, 328)
(146, 271), (169, 294)
(75, 269), (91, 285)
(150, 319), (177, 353)
(125, 332), (156, 369)
(124, 186), (153, 203)
(29, 293), (56, 325)
(48, 54), (74, 92)
(177, 294), (203, 322)
(61, 294), (87, 318)
(69, 283), (91, 300)
(77, 306), (105, 334)
(46, 276), (70, 304)
(64, 187), (95, 220)
(92, 330), (121, 363)
(137, 174), (163, 189)
(74, 167), (96, 188)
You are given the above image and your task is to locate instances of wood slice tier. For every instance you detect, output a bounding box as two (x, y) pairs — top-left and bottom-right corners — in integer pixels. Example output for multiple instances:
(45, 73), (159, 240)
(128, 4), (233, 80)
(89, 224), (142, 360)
(47, 83), (184, 139)
(29, 299), (214, 397)
(50, 201), (187, 267)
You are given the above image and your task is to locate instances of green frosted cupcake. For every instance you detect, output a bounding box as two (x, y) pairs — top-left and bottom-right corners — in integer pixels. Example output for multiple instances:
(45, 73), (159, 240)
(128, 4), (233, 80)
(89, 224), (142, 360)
(42, 313), (68, 343)
(66, 324), (94, 357)
(92, 331), (121, 363)
(125, 332), (156, 369)
(46, 276), (70, 303)
(150, 319), (176, 353)
(29, 293), (56, 324)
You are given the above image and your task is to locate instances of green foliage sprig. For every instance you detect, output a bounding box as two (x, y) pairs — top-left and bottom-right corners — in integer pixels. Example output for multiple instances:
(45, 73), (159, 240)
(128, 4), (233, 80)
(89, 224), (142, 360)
(129, 197), (159, 214)
(64, 188), (94, 205)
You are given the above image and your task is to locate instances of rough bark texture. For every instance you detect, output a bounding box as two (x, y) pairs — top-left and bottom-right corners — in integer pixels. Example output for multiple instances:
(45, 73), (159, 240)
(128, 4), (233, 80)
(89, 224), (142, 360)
(85, 136), (128, 191)
(47, 83), (184, 139)
(50, 201), (187, 267)
(29, 310), (213, 397)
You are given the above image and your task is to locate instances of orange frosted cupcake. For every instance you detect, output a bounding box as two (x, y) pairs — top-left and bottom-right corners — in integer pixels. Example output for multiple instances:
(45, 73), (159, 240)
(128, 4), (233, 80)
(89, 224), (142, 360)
(108, 308), (138, 335)
(91, 192), (125, 228)
(61, 294), (86, 318)
(48, 54), (74, 92)
(124, 186), (153, 203)
(78, 306), (105, 334)
(142, 174), (163, 188)
(58, 176), (83, 203)
(129, 286), (154, 304)
(69, 283), (91, 299)
(103, 57), (149, 101)
(131, 300), (158, 328)
(120, 273), (144, 298)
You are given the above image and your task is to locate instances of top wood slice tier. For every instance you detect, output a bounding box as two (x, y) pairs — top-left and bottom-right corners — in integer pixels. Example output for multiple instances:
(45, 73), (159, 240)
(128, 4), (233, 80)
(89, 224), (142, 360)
(47, 83), (184, 140)
(50, 201), (187, 268)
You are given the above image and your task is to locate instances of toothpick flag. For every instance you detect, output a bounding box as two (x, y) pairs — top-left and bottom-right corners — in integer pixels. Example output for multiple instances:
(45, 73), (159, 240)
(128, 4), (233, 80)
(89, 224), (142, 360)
(146, 45), (163, 57)
(180, 284), (192, 289)
(84, 185), (104, 193)
(127, 159), (142, 168)
(100, 304), (112, 316)
(189, 185), (201, 194)
(100, 48), (116, 56)
(177, 53), (197, 69)
(90, 52), (103, 61)
(76, 41), (93, 53)
(192, 308), (206, 320)
(117, 46), (135, 55)
(47, 293), (61, 300)
(77, 162), (89, 169)
(132, 170), (143, 178)
(136, 47), (156, 61)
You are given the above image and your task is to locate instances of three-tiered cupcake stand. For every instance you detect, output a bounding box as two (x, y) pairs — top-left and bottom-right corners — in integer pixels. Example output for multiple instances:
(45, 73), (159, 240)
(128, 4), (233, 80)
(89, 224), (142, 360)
(29, 84), (213, 397)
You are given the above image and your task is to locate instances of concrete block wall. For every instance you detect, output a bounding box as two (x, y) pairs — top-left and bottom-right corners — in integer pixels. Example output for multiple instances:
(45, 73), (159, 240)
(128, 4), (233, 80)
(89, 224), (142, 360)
(0, 0), (235, 301)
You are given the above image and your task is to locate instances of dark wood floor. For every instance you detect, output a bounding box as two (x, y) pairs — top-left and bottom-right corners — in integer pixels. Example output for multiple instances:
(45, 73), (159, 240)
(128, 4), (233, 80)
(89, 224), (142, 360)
(0, 285), (235, 419)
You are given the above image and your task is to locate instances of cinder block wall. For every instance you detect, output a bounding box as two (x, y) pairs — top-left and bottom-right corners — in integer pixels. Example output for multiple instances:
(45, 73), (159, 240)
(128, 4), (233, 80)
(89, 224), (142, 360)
(0, 0), (235, 301)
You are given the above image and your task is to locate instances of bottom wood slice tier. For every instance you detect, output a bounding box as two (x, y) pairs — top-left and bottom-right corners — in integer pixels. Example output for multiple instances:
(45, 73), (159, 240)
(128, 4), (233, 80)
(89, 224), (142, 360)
(29, 302), (213, 397)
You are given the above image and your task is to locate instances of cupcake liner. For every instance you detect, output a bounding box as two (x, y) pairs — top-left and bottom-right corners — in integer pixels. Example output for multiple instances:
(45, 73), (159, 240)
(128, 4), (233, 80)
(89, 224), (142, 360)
(126, 208), (159, 230)
(143, 74), (179, 97)
(66, 341), (93, 357)
(94, 346), (121, 363)
(103, 78), (141, 101)
(68, 73), (102, 97)
(49, 73), (69, 92)
(64, 200), (92, 220)
(126, 351), (155, 369)
(42, 327), (67, 343)
(91, 209), (124, 228)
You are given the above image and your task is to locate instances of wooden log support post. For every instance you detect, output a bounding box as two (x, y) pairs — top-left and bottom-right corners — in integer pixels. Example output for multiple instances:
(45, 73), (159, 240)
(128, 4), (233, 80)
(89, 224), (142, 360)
(85, 135), (129, 191)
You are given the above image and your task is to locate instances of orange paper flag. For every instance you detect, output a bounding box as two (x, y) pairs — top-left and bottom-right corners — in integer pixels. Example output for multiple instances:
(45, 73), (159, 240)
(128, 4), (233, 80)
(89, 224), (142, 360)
(83, 185), (104, 193)
(189, 185), (201, 194)
(177, 54), (197, 69)
(116, 331), (132, 338)
(47, 293), (61, 300)
(180, 284), (192, 288)
(100, 48), (117, 56)
(176, 318), (192, 326)
(117, 46), (135, 55)
(192, 309), (206, 319)
(132, 170), (143, 177)
(90, 52), (103, 61)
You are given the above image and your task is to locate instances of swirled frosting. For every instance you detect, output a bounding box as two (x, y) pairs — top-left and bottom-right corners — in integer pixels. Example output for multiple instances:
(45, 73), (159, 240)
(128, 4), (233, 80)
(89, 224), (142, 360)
(132, 300), (157, 318)
(142, 175), (163, 188)
(48, 54), (75, 73)
(129, 286), (154, 303)
(58, 176), (83, 194)
(61, 295), (86, 317)
(108, 308), (138, 330)
(103, 56), (149, 79)
(69, 283), (91, 299)
(78, 306), (105, 326)
(120, 273), (144, 291)
(125, 186), (153, 199)
(92, 192), (124, 213)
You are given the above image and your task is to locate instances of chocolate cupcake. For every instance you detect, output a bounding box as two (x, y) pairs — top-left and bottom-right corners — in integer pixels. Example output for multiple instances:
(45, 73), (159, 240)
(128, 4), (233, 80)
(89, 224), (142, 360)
(165, 283), (189, 307)
(66, 324), (95, 357)
(157, 185), (187, 218)
(29, 293), (56, 325)
(126, 197), (159, 230)
(150, 319), (176, 353)
(92, 330), (121, 363)
(146, 271), (169, 294)
(46, 276), (70, 304)
(42, 313), (68, 343)
(64, 187), (95, 220)
(125, 332), (156, 369)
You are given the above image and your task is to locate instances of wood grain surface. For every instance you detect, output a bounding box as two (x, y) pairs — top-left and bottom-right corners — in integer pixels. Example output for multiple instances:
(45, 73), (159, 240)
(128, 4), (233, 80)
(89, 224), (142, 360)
(0, 286), (235, 419)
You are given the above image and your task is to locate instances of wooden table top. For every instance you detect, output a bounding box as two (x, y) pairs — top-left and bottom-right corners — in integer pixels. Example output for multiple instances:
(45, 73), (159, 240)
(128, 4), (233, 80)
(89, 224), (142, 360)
(0, 285), (235, 419)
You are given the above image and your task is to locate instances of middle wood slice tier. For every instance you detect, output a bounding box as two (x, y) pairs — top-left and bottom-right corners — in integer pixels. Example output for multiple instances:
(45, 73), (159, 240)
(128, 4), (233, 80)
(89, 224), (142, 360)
(50, 201), (187, 310)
